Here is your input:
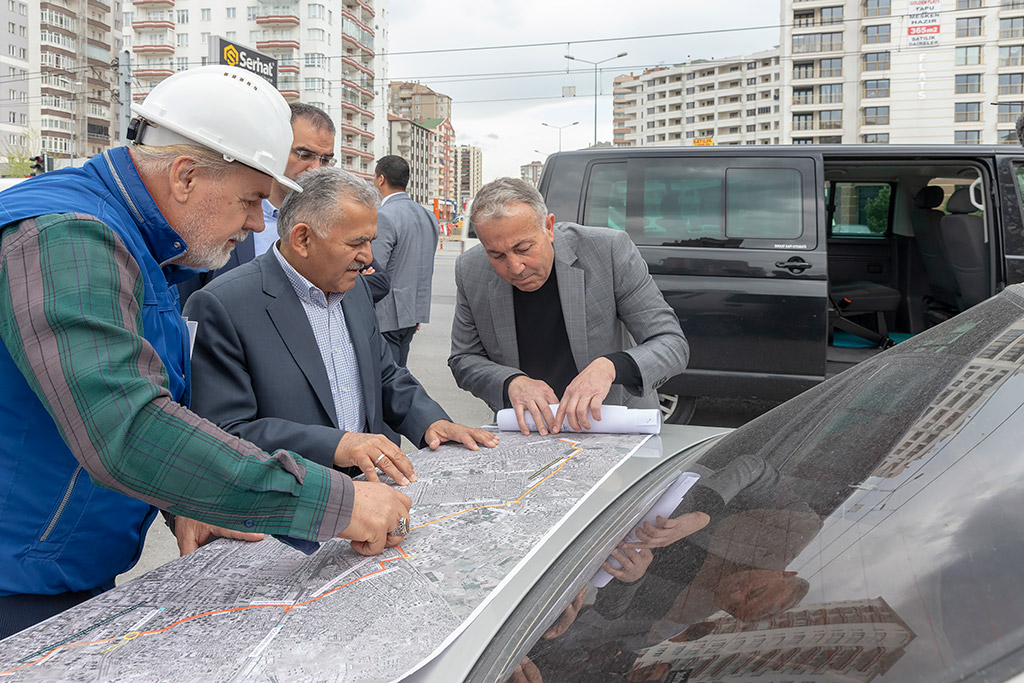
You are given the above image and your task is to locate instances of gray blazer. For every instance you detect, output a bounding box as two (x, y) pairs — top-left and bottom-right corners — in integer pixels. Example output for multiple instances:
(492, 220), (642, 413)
(448, 222), (689, 412)
(183, 251), (449, 469)
(374, 192), (439, 332)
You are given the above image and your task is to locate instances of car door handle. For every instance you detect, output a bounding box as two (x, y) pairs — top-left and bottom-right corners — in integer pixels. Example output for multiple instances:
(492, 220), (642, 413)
(775, 257), (813, 272)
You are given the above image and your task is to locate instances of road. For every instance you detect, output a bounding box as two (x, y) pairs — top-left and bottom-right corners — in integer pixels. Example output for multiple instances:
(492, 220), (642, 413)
(120, 243), (775, 582)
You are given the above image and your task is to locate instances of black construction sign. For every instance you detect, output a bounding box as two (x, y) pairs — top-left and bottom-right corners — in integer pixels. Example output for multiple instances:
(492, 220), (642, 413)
(214, 37), (277, 86)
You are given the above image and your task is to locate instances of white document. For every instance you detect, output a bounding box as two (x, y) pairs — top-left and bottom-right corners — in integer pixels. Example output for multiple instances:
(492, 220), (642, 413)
(495, 404), (661, 435)
(590, 471), (701, 588)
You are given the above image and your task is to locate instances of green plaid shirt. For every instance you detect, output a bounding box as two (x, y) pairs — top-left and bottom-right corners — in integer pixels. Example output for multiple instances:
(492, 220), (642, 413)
(0, 213), (353, 541)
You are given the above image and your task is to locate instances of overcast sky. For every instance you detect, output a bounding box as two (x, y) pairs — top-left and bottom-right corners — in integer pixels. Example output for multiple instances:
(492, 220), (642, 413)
(386, 0), (782, 182)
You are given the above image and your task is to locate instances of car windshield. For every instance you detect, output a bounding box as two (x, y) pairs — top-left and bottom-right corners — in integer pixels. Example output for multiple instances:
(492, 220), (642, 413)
(516, 286), (1024, 683)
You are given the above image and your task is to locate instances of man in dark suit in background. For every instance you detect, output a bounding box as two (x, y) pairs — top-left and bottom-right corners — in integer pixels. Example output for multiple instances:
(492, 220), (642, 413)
(373, 155), (440, 366)
(183, 167), (497, 483)
(178, 103), (389, 305)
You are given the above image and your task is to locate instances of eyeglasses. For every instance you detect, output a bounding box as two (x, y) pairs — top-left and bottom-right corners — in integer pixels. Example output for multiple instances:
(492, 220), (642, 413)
(292, 148), (336, 166)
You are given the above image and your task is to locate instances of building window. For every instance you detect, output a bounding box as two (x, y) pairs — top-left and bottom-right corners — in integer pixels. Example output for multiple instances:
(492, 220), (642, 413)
(955, 73), (982, 93)
(999, 102), (1023, 123)
(793, 31), (843, 53)
(864, 79), (890, 98)
(957, 17), (984, 37)
(246, 6), (257, 20)
(1001, 17), (1024, 39)
(819, 135), (842, 144)
(864, 0), (891, 17)
(957, 0), (983, 6)
(793, 113), (813, 131)
(956, 46), (983, 65)
(955, 102), (982, 121)
(793, 62), (814, 79)
(225, 7), (235, 18)
(793, 138), (814, 145)
(201, 8), (211, 21)
(1000, 73), (1024, 94)
(955, 130), (981, 144)
(176, 9), (188, 22)
(793, 87), (813, 105)
(794, 10), (814, 27)
(176, 33), (188, 47)
(821, 6), (843, 24)
(820, 110), (843, 129)
(1004, 0), (1024, 8)
(1001, 46), (1024, 67)
(820, 58), (843, 77)
(864, 24), (891, 44)
(863, 106), (890, 125)
(863, 52), (890, 71)
(820, 83), (843, 103)
(863, 133), (890, 144)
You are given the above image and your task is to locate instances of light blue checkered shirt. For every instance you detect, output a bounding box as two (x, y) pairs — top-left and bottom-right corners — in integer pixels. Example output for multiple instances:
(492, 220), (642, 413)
(272, 245), (365, 433)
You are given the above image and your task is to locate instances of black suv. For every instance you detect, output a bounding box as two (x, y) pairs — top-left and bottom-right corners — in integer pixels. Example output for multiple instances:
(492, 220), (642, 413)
(538, 145), (1024, 422)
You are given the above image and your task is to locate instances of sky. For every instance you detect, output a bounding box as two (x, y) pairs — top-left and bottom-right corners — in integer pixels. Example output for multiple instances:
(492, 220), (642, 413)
(386, 0), (783, 182)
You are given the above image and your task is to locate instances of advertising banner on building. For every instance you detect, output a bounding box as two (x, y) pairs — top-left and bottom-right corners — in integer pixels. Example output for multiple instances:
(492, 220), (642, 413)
(693, 137), (714, 146)
(907, 0), (941, 49)
(211, 37), (278, 86)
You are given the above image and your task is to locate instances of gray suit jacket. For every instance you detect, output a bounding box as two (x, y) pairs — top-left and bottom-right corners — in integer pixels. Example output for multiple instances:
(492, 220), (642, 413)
(374, 192), (439, 332)
(448, 222), (689, 412)
(183, 251), (449, 469)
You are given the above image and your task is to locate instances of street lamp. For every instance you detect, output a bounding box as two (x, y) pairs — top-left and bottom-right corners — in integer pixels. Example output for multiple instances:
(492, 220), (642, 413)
(541, 120), (579, 152)
(565, 52), (628, 146)
(71, 80), (82, 167)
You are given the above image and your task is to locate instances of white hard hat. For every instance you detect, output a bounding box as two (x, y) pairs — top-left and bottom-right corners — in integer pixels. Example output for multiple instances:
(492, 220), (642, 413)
(130, 65), (301, 192)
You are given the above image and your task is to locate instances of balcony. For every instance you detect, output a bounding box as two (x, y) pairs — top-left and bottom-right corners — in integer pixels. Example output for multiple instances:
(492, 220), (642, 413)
(132, 43), (174, 54)
(340, 122), (374, 139)
(344, 0), (374, 20)
(341, 9), (374, 36)
(132, 19), (174, 30)
(341, 55), (373, 78)
(256, 39), (299, 51)
(256, 14), (299, 27)
(279, 63), (299, 74)
(342, 78), (373, 99)
(342, 33), (374, 57)
(279, 90), (300, 100)
(341, 145), (374, 160)
(134, 67), (174, 79)
(132, 0), (173, 6)
(341, 100), (373, 119)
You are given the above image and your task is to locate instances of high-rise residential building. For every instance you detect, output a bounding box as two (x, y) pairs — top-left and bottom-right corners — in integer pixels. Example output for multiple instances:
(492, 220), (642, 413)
(613, 49), (783, 148)
(0, 0), (123, 171)
(520, 160), (543, 186)
(780, 0), (1024, 146)
(387, 112), (431, 206)
(124, 0), (384, 179)
(454, 144), (481, 212)
(421, 116), (454, 204)
(388, 81), (451, 122)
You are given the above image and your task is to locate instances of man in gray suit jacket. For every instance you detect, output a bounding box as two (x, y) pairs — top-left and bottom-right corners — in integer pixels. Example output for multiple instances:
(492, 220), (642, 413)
(373, 155), (439, 366)
(449, 178), (688, 435)
(185, 168), (497, 489)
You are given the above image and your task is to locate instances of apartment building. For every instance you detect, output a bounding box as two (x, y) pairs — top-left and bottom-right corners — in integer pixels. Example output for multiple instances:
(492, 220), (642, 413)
(387, 112), (431, 206)
(781, 0), (1024, 145)
(612, 49), (783, 147)
(520, 160), (543, 186)
(454, 144), (481, 211)
(0, 0), (123, 170)
(388, 81), (451, 122)
(125, 0), (384, 179)
(421, 116), (454, 206)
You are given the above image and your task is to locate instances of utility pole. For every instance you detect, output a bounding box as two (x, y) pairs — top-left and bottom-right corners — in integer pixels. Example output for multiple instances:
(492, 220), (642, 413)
(119, 50), (132, 144)
(565, 52), (628, 146)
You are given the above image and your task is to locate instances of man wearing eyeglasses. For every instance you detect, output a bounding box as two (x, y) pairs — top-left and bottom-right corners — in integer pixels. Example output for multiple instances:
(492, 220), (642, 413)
(177, 103), (388, 304)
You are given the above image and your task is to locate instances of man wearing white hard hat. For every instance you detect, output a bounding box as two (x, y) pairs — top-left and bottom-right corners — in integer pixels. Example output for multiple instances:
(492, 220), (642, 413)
(0, 66), (410, 638)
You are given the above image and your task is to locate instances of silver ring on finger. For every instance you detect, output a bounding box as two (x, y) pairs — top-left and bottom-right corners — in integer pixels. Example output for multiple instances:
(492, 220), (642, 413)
(387, 517), (409, 538)
(374, 453), (387, 466)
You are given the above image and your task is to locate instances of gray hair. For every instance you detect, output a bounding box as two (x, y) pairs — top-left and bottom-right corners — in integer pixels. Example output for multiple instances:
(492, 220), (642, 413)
(470, 177), (549, 230)
(277, 167), (379, 240)
(131, 143), (239, 179)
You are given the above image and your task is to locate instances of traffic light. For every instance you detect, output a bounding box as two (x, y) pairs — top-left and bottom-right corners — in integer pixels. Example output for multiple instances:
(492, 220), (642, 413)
(29, 156), (45, 176)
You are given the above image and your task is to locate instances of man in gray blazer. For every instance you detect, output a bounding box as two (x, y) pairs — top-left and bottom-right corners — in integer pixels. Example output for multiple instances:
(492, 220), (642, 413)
(185, 168), (497, 486)
(449, 178), (688, 435)
(373, 155), (439, 366)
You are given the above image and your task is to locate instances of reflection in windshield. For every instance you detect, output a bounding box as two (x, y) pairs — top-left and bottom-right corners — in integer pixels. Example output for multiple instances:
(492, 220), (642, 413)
(515, 290), (1024, 683)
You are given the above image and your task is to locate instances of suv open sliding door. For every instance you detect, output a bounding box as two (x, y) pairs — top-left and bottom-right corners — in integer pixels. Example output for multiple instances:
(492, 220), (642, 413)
(580, 154), (827, 400)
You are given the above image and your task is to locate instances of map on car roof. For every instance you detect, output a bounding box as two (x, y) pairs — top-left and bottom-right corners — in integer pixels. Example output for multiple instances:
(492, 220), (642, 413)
(0, 431), (651, 682)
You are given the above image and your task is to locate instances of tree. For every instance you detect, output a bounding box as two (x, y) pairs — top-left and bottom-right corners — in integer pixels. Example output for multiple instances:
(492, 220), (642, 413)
(1, 129), (41, 178)
(864, 185), (891, 234)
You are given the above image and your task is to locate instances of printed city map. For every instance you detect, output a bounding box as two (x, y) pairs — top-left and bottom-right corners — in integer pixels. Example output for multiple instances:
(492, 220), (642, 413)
(0, 431), (650, 682)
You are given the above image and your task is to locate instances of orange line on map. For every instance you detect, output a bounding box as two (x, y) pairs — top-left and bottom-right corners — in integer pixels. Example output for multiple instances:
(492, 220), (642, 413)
(0, 546), (408, 676)
(411, 438), (582, 530)
(4, 436), (587, 675)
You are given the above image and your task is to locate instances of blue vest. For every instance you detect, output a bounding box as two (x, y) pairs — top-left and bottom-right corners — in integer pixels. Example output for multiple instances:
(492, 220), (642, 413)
(0, 148), (197, 595)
